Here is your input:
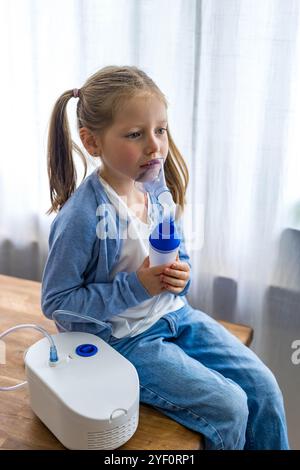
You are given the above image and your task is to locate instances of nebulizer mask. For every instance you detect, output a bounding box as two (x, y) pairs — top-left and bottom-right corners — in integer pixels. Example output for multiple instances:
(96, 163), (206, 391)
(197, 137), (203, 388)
(135, 156), (176, 221)
(134, 156), (181, 266)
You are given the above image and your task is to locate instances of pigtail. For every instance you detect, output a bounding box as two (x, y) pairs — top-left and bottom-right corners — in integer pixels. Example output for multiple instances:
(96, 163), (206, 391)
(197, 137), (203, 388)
(46, 90), (87, 214)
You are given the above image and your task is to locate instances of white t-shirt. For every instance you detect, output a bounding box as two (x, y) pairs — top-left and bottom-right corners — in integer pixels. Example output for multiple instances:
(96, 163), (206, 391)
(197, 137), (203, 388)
(98, 174), (185, 339)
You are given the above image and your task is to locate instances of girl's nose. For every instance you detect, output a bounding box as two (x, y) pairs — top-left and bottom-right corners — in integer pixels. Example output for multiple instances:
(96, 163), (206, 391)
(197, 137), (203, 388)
(145, 135), (160, 155)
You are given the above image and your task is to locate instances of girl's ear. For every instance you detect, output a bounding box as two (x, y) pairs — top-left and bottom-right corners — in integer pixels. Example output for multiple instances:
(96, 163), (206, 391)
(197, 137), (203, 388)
(79, 127), (102, 157)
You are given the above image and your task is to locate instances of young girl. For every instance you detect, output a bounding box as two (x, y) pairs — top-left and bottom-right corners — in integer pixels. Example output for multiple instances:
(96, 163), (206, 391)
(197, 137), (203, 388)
(42, 65), (289, 450)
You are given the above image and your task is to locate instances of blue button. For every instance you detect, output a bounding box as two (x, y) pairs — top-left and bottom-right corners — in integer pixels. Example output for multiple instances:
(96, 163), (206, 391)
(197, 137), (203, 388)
(75, 343), (98, 357)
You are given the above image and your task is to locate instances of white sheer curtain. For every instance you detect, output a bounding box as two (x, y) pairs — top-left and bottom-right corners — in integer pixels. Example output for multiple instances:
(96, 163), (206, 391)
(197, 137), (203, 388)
(185, 0), (300, 449)
(0, 0), (299, 448)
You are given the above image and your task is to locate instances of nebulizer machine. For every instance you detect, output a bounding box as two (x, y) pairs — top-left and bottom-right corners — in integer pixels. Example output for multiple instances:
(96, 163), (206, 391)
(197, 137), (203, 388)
(0, 157), (181, 450)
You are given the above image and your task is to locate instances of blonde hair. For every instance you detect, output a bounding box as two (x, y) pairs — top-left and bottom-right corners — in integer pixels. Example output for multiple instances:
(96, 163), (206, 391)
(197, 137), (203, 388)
(46, 65), (189, 215)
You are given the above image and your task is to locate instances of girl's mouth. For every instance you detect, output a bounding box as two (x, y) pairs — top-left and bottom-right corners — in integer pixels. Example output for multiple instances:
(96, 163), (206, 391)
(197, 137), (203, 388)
(139, 158), (161, 168)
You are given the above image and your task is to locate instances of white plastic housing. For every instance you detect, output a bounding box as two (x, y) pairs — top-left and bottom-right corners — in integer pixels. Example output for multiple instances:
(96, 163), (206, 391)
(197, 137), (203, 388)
(24, 332), (139, 450)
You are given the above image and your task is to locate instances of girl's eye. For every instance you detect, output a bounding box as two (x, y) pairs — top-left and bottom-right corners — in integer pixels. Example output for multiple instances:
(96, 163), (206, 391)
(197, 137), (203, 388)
(126, 132), (140, 139)
(126, 128), (167, 139)
(157, 127), (167, 135)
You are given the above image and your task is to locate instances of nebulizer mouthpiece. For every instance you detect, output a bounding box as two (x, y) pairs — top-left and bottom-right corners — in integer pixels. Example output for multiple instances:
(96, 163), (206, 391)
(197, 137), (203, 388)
(135, 157), (180, 267)
(135, 157), (176, 224)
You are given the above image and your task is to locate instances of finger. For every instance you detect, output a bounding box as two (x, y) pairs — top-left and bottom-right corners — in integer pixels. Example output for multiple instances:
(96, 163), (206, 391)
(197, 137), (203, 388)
(161, 275), (186, 287)
(140, 256), (150, 268)
(169, 261), (190, 272)
(163, 267), (189, 280)
(163, 283), (185, 294)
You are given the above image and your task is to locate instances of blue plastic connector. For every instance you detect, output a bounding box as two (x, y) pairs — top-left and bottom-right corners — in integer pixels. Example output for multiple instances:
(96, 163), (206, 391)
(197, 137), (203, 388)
(49, 345), (59, 363)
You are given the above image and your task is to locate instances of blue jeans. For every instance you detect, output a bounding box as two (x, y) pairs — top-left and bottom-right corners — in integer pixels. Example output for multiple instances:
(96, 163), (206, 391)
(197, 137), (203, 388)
(107, 303), (289, 450)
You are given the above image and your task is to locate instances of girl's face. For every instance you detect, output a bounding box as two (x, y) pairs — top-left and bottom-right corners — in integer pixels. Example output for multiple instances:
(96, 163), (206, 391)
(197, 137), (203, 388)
(97, 94), (169, 182)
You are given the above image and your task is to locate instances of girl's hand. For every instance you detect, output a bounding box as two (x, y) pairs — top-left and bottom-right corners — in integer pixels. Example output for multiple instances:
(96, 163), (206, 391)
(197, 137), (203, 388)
(160, 253), (190, 294)
(136, 256), (170, 296)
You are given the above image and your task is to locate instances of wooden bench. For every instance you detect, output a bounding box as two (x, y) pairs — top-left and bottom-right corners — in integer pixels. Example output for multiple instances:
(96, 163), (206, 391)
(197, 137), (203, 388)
(0, 274), (253, 450)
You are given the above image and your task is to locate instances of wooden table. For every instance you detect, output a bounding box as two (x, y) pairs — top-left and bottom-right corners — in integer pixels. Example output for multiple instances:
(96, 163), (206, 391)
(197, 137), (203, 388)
(0, 274), (253, 450)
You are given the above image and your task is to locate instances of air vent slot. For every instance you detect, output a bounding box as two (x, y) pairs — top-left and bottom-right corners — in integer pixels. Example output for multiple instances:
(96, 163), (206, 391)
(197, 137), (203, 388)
(87, 413), (138, 449)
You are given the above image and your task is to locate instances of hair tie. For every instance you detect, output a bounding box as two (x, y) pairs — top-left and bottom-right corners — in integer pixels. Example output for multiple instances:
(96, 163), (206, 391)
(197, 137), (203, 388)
(73, 88), (80, 98)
